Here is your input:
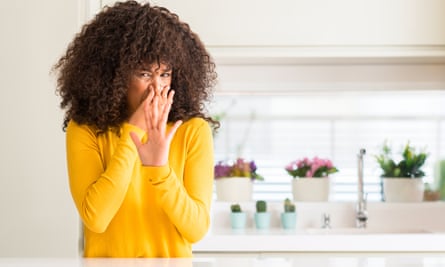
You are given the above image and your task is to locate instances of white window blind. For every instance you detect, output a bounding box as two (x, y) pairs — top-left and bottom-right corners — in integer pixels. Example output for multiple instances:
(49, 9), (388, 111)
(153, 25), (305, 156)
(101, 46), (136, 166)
(210, 90), (445, 202)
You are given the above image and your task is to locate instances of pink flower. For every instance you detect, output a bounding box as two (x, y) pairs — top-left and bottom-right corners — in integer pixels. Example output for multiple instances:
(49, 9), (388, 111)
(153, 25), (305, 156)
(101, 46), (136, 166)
(285, 162), (295, 172)
(325, 160), (333, 168)
(285, 156), (339, 178)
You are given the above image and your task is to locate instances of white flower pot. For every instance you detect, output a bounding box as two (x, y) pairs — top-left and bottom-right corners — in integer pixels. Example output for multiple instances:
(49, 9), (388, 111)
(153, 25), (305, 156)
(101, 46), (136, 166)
(382, 178), (424, 202)
(215, 177), (253, 202)
(292, 177), (330, 202)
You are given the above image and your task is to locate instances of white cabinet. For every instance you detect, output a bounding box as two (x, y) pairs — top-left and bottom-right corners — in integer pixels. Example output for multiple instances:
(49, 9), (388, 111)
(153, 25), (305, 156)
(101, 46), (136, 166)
(92, 1), (445, 90)
(95, 0), (445, 63)
(100, 0), (445, 47)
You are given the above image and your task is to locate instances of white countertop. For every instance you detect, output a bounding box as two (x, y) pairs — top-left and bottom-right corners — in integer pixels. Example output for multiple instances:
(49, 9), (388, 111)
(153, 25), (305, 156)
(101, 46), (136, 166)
(2, 254), (445, 267)
(193, 230), (445, 252)
(193, 201), (445, 253)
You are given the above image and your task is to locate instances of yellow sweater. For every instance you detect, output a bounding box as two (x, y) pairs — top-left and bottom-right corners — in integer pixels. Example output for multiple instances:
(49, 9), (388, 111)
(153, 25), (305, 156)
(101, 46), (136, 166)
(66, 118), (214, 257)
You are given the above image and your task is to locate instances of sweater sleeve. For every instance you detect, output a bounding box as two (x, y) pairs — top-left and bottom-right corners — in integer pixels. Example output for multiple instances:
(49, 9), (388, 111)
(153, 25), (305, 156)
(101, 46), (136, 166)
(141, 118), (214, 243)
(66, 121), (145, 233)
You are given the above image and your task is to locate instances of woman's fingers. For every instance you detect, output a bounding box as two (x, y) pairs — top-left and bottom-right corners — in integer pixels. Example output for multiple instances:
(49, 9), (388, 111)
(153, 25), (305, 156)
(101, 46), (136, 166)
(128, 88), (155, 130)
(152, 94), (160, 127)
(166, 120), (183, 142)
(160, 90), (174, 123)
(143, 89), (155, 130)
(161, 85), (169, 98)
(134, 86), (180, 167)
(144, 86), (172, 129)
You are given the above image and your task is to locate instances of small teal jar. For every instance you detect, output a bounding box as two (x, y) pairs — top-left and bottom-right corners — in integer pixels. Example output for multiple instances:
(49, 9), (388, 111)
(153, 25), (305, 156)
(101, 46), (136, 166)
(281, 212), (297, 229)
(230, 212), (247, 229)
(254, 212), (271, 229)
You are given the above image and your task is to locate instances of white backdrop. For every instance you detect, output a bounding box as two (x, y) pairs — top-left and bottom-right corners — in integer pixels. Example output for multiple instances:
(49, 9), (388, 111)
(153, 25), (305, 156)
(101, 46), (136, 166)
(0, 0), (81, 257)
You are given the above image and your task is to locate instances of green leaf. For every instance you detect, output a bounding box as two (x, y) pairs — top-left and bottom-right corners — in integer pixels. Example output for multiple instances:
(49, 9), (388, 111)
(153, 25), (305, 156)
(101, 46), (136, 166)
(376, 141), (428, 178)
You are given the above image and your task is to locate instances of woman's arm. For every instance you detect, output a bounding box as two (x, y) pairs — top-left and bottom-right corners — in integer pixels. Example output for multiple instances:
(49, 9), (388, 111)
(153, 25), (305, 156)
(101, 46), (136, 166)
(141, 118), (214, 243)
(66, 121), (145, 233)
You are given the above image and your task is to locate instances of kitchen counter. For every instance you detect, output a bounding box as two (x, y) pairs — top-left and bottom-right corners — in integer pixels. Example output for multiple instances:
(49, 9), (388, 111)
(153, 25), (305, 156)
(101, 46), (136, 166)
(193, 201), (445, 253)
(193, 230), (445, 252)
(2, 254), (445, 267)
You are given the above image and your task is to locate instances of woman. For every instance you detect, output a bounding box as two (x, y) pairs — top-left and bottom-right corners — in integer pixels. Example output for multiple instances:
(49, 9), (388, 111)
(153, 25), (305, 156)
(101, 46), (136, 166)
(53, 1), (218, 257)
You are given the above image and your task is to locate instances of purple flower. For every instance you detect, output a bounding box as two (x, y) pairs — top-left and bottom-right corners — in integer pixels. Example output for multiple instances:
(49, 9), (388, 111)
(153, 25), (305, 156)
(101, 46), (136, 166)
(214, 162), (231, 178)
(249, 161), (257, 172)
(214, 158), (264, 181)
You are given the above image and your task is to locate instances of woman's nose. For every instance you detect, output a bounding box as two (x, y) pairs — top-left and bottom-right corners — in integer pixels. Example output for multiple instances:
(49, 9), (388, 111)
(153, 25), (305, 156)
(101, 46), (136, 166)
(151, 78), (163, 93)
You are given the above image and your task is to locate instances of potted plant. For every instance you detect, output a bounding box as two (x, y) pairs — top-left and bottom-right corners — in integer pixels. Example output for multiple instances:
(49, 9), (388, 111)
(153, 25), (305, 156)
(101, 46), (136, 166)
(280, 198), (297, 229)
(214, 158), (264, 202)
(376, 141), (428, 202)
(285, 157), (339, 201)
(254, 200), (270, 230)
(230, 203), (247, 229)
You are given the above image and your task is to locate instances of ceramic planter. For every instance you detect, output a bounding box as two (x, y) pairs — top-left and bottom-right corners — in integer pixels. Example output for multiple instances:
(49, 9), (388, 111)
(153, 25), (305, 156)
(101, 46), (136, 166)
(254, 212), (271, 229)
(230, 212), (247, 229)
(382, 177), (424, 202)
(292, 177), (331, 201)
(215, 177), (253, 202)
(281, 212), (297, 229)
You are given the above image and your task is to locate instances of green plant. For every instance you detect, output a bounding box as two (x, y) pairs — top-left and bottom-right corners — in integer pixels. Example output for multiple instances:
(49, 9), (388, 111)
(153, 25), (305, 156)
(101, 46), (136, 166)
(283, 198), (295, 213)
(375, 141), (428, 178)
(230, 203), (242, 213)
(256, 200), (267, 213)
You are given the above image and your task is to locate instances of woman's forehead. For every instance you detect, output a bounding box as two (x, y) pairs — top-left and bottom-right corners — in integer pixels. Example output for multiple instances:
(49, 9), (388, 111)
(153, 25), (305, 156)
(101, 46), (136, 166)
(138, 61), (172, 71)
(139, 59), (172, 70)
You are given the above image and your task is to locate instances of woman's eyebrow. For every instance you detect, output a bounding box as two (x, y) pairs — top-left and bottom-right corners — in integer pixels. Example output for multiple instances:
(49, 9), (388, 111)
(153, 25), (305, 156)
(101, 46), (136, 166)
(161, 65), (172, 72)
(136, 66), (151, 72)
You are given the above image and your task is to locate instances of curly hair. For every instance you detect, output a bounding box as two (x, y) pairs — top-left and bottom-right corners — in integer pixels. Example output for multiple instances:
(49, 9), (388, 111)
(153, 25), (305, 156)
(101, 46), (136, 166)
(53, 1), (218, 133)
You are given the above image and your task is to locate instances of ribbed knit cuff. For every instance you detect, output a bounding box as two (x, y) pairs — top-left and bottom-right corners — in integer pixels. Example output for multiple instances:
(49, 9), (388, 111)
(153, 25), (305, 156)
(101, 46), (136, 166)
(141, 165), (171, 184)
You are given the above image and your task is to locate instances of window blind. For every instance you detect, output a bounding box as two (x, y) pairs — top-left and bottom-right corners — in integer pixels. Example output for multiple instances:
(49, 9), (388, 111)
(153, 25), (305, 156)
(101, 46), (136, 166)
(211, 90), (445, 202)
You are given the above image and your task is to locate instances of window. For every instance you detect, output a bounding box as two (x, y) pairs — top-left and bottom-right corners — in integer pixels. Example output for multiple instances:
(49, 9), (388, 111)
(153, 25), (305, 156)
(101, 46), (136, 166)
(210, 90), (445, 202)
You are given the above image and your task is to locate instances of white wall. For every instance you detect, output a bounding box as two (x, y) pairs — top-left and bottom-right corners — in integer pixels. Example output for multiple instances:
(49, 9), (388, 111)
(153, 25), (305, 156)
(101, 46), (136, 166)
(1, 0), (444, 258)
(0, 0), (81, 257)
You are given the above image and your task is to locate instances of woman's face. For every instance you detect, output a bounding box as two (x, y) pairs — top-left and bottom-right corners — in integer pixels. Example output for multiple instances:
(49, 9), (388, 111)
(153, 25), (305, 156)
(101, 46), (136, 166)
(127, 62), (172, 114)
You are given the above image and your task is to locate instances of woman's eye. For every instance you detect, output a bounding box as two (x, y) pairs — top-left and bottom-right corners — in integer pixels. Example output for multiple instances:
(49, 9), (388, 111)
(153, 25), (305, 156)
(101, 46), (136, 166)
(161, 72), (172, 78)
(140, 72), (152, 78)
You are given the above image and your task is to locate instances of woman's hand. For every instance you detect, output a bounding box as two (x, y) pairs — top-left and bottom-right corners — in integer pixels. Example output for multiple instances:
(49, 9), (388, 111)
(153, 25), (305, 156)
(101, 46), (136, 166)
(129, 85), (182, 166)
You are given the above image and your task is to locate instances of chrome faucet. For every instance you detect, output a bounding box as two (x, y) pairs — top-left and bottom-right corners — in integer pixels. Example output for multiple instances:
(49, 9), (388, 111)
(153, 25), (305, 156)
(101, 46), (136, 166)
(322, 213), (331, 229)
(356, 148), (368, 228)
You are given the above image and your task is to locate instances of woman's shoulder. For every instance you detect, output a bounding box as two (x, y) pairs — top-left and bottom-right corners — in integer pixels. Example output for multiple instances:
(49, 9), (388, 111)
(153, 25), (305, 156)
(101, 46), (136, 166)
(182, 117), (208, 127)
(177, 117), (212, 136)
(66, 120), (99, 137)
